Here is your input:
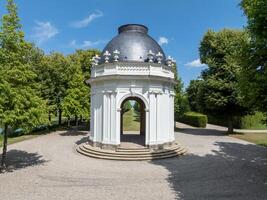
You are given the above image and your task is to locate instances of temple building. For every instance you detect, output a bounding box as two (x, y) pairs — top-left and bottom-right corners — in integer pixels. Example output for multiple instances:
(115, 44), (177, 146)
(77, 24), (186, 160)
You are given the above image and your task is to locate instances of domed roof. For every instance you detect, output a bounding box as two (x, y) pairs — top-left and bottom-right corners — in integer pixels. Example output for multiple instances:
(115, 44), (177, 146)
(101, 24), (166, 63)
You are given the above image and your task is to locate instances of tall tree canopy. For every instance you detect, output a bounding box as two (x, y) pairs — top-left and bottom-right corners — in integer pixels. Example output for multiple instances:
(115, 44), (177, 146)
(65, 49), (101, 125)
(199, 29), (250, 133)
(35, 52), (72, 125)
(174, 65), (190, 120)
(0, 0), (47, 168)
(239, 0), (267, 114)
(186, 79), (204, 112)
(62, 60), (90, 126)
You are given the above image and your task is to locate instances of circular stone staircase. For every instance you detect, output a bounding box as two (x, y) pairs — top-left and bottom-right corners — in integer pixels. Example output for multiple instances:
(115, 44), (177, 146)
(76, 142), (187, 161)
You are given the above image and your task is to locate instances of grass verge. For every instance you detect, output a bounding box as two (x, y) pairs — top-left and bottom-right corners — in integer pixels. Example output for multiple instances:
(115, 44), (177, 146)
(123, 109), (140, 131)
(0, 134), (39, 148)
(230, 132), (267, 147)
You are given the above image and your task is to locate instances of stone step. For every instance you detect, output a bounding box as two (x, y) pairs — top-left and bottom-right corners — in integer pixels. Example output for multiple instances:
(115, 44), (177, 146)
(77, 147), (186, 161)
(82, 144), (183, 156)
(80, 146), (185, 158)
(77, 145), (187, 161)
(116, 147), (150, 152)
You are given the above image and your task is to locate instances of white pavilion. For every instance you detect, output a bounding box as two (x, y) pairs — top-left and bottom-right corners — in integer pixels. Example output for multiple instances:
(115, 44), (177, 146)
(78, 24), (186, 160)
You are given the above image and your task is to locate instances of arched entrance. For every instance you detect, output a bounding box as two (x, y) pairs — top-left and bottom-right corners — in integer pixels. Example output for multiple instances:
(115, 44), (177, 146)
(120, 96), (146, 147)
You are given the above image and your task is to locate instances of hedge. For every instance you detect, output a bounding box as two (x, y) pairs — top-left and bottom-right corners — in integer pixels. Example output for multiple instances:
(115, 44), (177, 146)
(179, 112), (207, 128)
(208, 112), (267, 129)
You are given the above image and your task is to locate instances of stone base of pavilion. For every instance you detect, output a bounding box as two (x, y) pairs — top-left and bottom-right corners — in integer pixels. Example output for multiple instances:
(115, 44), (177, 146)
(76, 138), (187, 161)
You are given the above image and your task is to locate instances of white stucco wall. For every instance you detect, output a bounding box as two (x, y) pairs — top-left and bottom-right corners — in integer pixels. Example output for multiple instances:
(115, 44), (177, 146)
(89, 63), (176, 147)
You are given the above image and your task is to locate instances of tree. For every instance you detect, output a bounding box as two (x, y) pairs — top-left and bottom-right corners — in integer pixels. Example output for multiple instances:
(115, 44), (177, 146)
(69, 49), (101, 80)
(239, 0), (267, 115)
(122, 101), (132, 113)
(199, 29), (249, 133)
(36, 52), (71, 125)
(186, 80), (203, 112)
(62, 62), (90, 126)
(174, 65), (190, 120)
(133, 101), (140, 112)
(0, 0), (46, 169)
(68, 49), (101, 124)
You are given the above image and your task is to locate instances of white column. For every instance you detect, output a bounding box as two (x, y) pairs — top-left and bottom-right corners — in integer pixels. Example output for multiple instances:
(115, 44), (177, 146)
(102, 92), (108, 142)
(95, 93), (103, 142)
(169, 94), (175, 142)
(116, 107), (121, 145)
(90, 93), (95, 141)
(156, 93), (160, 142)
(110, 91), (117, 143)
(145, 108), (149, 145)
(148, 92), (157, 144)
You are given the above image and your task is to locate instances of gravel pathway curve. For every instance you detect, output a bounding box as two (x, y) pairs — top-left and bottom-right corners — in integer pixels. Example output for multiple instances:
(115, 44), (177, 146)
(0, 124), (267, 200)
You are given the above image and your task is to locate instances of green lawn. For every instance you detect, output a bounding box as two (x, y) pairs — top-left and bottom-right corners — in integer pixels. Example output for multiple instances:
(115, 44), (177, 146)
(0, 134), (39, 148)
(230, 132), (267, 147)
(123, 109), (140, 131)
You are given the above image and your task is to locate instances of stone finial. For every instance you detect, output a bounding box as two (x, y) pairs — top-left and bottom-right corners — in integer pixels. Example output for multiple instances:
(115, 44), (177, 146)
(147, 50), (154, 63)
(103, 50), (111, 63)
(91, 54), (100, 66)
(113, 49), (120, 62)
(156, 52), (163, 64)
(94, 54), (100, 65)
(166, 56), (173, 67)
(91, 56), (96, 66)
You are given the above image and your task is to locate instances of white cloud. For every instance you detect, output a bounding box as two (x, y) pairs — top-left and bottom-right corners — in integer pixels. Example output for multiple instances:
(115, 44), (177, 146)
(32, 21), (58, 44)
(71, 10), (103, 28)
(158, 36), (169, 45)
(69, 39), (107, 49)
(185, 58), (206, 68)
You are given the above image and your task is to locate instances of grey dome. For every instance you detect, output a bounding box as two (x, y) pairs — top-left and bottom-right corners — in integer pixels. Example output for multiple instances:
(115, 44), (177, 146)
(101, 24), (166, 63)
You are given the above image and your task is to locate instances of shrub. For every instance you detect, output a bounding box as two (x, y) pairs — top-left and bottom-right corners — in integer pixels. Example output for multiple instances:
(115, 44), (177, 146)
(207, 115), (241, 128)
(179, 112), (207, 128)
(240, 112), (267, 129)
(207, 112), (267, 129)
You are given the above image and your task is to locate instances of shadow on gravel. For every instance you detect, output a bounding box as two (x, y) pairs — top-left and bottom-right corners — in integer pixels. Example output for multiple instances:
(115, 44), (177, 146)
(75, 136), (89, 145)
(59, 130), (89, 136)
(0, 150), (47, 173)
(151, 142), (267, 200)
(175, 127), (226, 136)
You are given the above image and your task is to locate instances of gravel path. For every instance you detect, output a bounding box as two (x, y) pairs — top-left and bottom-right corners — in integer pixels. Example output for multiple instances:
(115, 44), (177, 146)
(1, 124), (267, 200)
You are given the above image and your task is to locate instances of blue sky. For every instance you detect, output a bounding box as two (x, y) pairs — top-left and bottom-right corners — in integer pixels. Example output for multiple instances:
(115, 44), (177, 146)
(0, 0), (246, 87)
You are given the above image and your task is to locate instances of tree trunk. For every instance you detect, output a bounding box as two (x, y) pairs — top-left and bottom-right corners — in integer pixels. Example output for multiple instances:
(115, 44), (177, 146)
(1, 124), (8, 169)
(227, 116), (234, 134)
(58, 109), (62, 125)
(67, 117), (70, 127)
(87, 119), (90, 130)
(48, 112), (51, 122)
(75, 115), (78, 126)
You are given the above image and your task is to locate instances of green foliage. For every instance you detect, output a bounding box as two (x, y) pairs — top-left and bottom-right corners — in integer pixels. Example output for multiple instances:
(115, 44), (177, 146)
(69, 49), (100, 80)
(240, 112), (267, 129)
(180, 112), (207, 128)
(239, 0), (267, 115)
(66, 49), (101, 122)
(0, 0), (47, 167)
(133, 101), (140, 112)
(208, 112), (267, 129)
(198, 29), (250, 132)
(122, 101), (132, 113)
(207, 114), (241, 128)
(0, 0), (47, 132)
(174, 65), (190, 120)
(186, 79), (203, 112)
(62, 63), (90, 120)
